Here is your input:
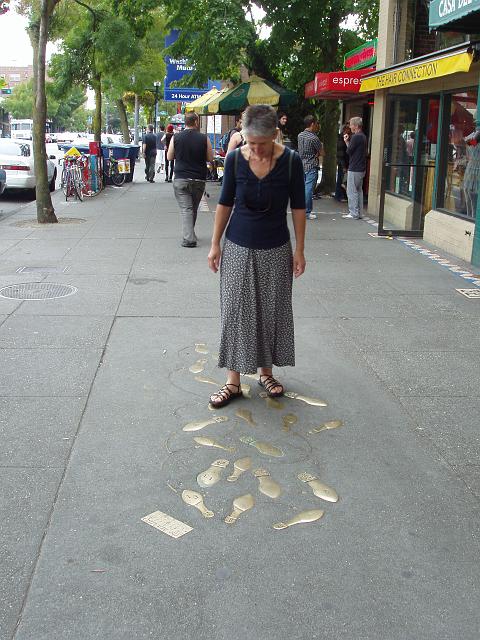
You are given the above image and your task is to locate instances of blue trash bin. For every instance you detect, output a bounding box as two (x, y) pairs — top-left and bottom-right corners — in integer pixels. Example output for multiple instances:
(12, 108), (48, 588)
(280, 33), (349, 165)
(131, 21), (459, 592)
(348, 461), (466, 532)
(102, 144), (139, 183)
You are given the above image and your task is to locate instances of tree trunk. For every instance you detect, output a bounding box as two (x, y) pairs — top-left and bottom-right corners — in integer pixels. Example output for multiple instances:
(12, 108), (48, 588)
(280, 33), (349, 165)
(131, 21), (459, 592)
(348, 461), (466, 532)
(134, 94), (139, 144)
(116, 98), (130, 143)
(30, 0), (57, 223)
(319, 7), (342, 194)
(320, 101), (339, 194)
(93, 74), (102, 143)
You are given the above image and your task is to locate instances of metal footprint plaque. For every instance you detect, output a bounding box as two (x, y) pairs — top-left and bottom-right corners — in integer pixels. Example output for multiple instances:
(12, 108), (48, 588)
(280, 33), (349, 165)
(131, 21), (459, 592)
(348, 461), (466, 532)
(227, 457), (252, 482)
(183, 416), (228, 432)
(181, 490), (214, 518)
(196, 459), (230, 488)
(224, 494), (255, 524)
(253, 468), (282, 498)
(298, 472), (339, 503)
(239, 435), (284, 458)
(284, 392), (327, 407)
(273, 509), (324, 530)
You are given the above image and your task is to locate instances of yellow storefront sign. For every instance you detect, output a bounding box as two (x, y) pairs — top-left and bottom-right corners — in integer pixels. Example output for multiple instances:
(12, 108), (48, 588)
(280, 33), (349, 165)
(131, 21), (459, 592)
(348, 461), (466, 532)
(360, 51), (473, 92)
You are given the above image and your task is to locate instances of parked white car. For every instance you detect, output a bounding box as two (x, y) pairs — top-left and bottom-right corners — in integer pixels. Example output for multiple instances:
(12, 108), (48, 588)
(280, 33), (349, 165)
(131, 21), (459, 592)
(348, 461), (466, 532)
(0, 139), (57, 192)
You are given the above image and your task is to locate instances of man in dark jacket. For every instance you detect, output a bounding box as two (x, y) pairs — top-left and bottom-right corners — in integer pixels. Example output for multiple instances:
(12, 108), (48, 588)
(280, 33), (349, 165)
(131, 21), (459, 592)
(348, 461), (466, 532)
(167, 112), (214, 247)
(343, 117), (367, 219)
(142, 124), (157, 182)
(334, 125), (349, 202)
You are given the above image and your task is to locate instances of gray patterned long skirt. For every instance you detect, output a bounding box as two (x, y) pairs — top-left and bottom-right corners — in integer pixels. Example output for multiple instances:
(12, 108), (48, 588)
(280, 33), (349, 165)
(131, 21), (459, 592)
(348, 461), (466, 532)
(218, 239), (295, 374)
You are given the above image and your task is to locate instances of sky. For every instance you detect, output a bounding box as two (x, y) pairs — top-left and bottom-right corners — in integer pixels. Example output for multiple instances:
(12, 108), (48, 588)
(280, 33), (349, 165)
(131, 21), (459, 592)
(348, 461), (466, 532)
(0, 9), (57, 66)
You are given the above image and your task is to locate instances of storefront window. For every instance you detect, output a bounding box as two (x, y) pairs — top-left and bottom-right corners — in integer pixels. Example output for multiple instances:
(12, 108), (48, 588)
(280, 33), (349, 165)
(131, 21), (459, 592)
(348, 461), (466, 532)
(385, 98), (418, 197)
(442, 89), (478, 219)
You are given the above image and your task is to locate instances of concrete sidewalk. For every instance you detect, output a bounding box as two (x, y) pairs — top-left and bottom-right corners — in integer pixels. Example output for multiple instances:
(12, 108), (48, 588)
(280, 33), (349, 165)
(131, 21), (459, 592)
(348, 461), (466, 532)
(1, 164), (480, 640)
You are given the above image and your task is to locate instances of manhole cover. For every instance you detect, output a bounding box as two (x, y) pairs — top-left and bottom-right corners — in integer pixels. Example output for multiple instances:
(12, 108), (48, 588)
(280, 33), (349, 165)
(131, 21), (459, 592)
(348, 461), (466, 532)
(0, 282), (77, 300)
(12, 218), (86, 228)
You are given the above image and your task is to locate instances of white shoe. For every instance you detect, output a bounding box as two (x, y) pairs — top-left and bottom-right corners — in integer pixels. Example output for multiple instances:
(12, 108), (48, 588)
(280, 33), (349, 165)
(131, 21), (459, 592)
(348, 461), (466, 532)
(306, 213), (317, 220)
(342, 214), (354, 219)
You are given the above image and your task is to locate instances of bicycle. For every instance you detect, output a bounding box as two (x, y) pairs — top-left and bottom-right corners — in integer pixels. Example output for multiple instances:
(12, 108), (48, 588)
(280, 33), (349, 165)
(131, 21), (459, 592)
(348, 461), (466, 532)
(103, 149), (126, 187)
(61, 155), (87, 201)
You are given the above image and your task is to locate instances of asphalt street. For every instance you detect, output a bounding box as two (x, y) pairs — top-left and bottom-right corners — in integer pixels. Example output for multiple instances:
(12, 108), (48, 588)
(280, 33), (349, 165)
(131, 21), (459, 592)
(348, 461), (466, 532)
(1, 162), (479, 640)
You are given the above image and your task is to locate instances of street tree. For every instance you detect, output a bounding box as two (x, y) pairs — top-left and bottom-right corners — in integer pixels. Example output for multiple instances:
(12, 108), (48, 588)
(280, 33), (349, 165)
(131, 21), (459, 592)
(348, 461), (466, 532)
(161, 0), (378, 191)
(5, 79), (87, 130)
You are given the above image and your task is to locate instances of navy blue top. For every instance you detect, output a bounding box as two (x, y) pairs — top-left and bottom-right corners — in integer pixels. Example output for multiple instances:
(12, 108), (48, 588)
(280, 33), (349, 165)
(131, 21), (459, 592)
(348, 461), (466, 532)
(219, 148), (305, 250)
(347, 131), (367, 172)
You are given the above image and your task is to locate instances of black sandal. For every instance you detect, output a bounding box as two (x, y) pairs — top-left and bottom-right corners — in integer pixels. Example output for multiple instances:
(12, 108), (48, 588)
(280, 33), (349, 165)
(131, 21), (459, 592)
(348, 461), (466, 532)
(258, 375), (284, 398)
(209, 383), (243, 409)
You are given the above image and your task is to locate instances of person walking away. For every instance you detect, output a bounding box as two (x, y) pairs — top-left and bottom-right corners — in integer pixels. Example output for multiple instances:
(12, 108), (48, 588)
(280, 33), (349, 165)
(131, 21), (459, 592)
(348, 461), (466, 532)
(142, 124), (157, 182)
(164, 124), (175, 182)
(167, 112), (214, 248)
(207, 104), (306, 408)
(297, 115), (323, 220)
(156, 125), (165, 174)
(343, 116), (367, 219)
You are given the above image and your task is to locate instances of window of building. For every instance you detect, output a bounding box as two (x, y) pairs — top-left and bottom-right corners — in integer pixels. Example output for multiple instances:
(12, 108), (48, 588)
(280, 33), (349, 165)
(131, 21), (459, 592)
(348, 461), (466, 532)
(9, 74), (20, 82)
(385, 97), (418, 197)
(441, 89), (478, 220)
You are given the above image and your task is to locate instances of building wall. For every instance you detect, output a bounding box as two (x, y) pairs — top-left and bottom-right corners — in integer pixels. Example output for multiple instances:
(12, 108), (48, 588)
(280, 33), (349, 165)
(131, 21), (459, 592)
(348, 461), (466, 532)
(0, 65), (34, 87)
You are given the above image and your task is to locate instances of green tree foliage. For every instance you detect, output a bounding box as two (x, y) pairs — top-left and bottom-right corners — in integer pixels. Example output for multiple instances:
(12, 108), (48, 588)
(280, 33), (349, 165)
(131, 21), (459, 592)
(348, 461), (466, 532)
(5, 79), (87, 130)
(161, 0), (379, 190)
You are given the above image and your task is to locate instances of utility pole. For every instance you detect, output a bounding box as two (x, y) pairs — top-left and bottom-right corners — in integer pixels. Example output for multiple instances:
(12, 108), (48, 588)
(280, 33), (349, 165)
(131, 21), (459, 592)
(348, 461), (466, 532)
(153, 81), (161, 133)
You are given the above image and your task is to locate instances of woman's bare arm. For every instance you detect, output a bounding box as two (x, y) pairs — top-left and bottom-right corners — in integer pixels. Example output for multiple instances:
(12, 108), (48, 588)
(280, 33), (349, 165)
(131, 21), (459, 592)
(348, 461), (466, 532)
(208, 204), (233, 273)
(291, 208), (306, 278)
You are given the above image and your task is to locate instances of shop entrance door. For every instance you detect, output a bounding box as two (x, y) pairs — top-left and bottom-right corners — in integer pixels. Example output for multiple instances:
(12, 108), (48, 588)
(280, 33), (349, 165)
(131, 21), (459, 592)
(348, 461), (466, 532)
(379, 94), (440, 236)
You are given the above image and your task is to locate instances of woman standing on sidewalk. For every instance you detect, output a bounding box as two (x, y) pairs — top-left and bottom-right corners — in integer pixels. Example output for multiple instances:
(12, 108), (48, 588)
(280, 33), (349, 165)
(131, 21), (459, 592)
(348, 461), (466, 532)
(207, 104), (306, 408)
(163, 124), (175, 182)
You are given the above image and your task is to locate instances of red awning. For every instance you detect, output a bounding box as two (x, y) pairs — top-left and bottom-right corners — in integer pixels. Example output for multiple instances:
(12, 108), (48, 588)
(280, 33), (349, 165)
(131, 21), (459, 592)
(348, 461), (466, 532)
(304, 68), (375, 100)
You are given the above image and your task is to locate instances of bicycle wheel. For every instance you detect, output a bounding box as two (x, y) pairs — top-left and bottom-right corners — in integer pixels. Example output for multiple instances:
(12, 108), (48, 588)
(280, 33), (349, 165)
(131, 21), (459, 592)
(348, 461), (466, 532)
(61, 168), (69, 199)
(64, 171), (74, 201)
(73, 167), (84, 201)
(111, 166), (126, 187)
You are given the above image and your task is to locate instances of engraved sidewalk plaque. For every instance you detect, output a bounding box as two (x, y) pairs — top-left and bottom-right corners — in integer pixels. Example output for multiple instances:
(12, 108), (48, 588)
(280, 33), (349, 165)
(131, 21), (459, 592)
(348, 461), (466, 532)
(141, 510), (193, 539)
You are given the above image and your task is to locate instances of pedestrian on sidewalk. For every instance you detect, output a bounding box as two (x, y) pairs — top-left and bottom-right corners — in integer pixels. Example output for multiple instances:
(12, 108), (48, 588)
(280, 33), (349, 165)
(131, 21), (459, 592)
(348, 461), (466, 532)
(167, 112), (214, 248)
(207, 104), (306, 408)
(142, 124), (157, 183)
(156, 125), (165, 174)
(164, 124), (175, 182)
(226, 114), (245, 154)
(334, 124), (350, 202)
(343, 116), (367, 220)
(297, 115), (324, 220)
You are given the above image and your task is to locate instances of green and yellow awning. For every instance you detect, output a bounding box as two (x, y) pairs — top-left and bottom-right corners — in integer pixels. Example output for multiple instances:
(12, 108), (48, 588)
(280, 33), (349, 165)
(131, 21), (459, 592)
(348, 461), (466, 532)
(204, 76), (297, 114)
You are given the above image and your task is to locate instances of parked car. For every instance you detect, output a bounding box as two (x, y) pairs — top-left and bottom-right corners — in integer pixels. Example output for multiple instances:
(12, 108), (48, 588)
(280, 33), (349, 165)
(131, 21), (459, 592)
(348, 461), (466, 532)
(0, 168), (6, 195)
(0, 139), (57, 193)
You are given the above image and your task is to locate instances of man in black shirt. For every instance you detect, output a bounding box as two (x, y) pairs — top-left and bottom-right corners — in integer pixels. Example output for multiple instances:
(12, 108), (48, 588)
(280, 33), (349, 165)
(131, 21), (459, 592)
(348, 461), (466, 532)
(142, 124), (157, 183)
(343, 116), (367, 219)
(167, 112), (214, 247)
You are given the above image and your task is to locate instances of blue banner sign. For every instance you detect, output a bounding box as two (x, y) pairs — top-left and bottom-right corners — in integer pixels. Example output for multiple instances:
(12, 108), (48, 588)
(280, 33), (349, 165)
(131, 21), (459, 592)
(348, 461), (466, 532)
(164, 30), (212, 102)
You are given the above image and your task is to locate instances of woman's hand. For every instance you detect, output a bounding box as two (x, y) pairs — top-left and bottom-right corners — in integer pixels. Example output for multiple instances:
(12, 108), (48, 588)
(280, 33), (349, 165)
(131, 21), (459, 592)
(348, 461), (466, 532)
(293, 250), (306, 278)
(208, 243), (222, 273)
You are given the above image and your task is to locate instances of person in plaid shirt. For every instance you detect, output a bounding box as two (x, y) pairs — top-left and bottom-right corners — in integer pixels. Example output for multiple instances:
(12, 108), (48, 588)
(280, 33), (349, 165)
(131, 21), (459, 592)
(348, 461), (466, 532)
(297, 115), (324, 220)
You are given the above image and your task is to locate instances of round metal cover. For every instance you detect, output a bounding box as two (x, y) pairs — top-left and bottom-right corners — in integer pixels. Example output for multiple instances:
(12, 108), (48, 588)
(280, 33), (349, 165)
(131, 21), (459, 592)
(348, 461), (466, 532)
(0, 282), (77, 300)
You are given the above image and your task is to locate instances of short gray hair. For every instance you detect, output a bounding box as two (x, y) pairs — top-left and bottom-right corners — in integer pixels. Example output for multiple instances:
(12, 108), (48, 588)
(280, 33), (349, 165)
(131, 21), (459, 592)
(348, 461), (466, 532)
(242, 104), (278, 137)
(350, 117), (363, 129)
